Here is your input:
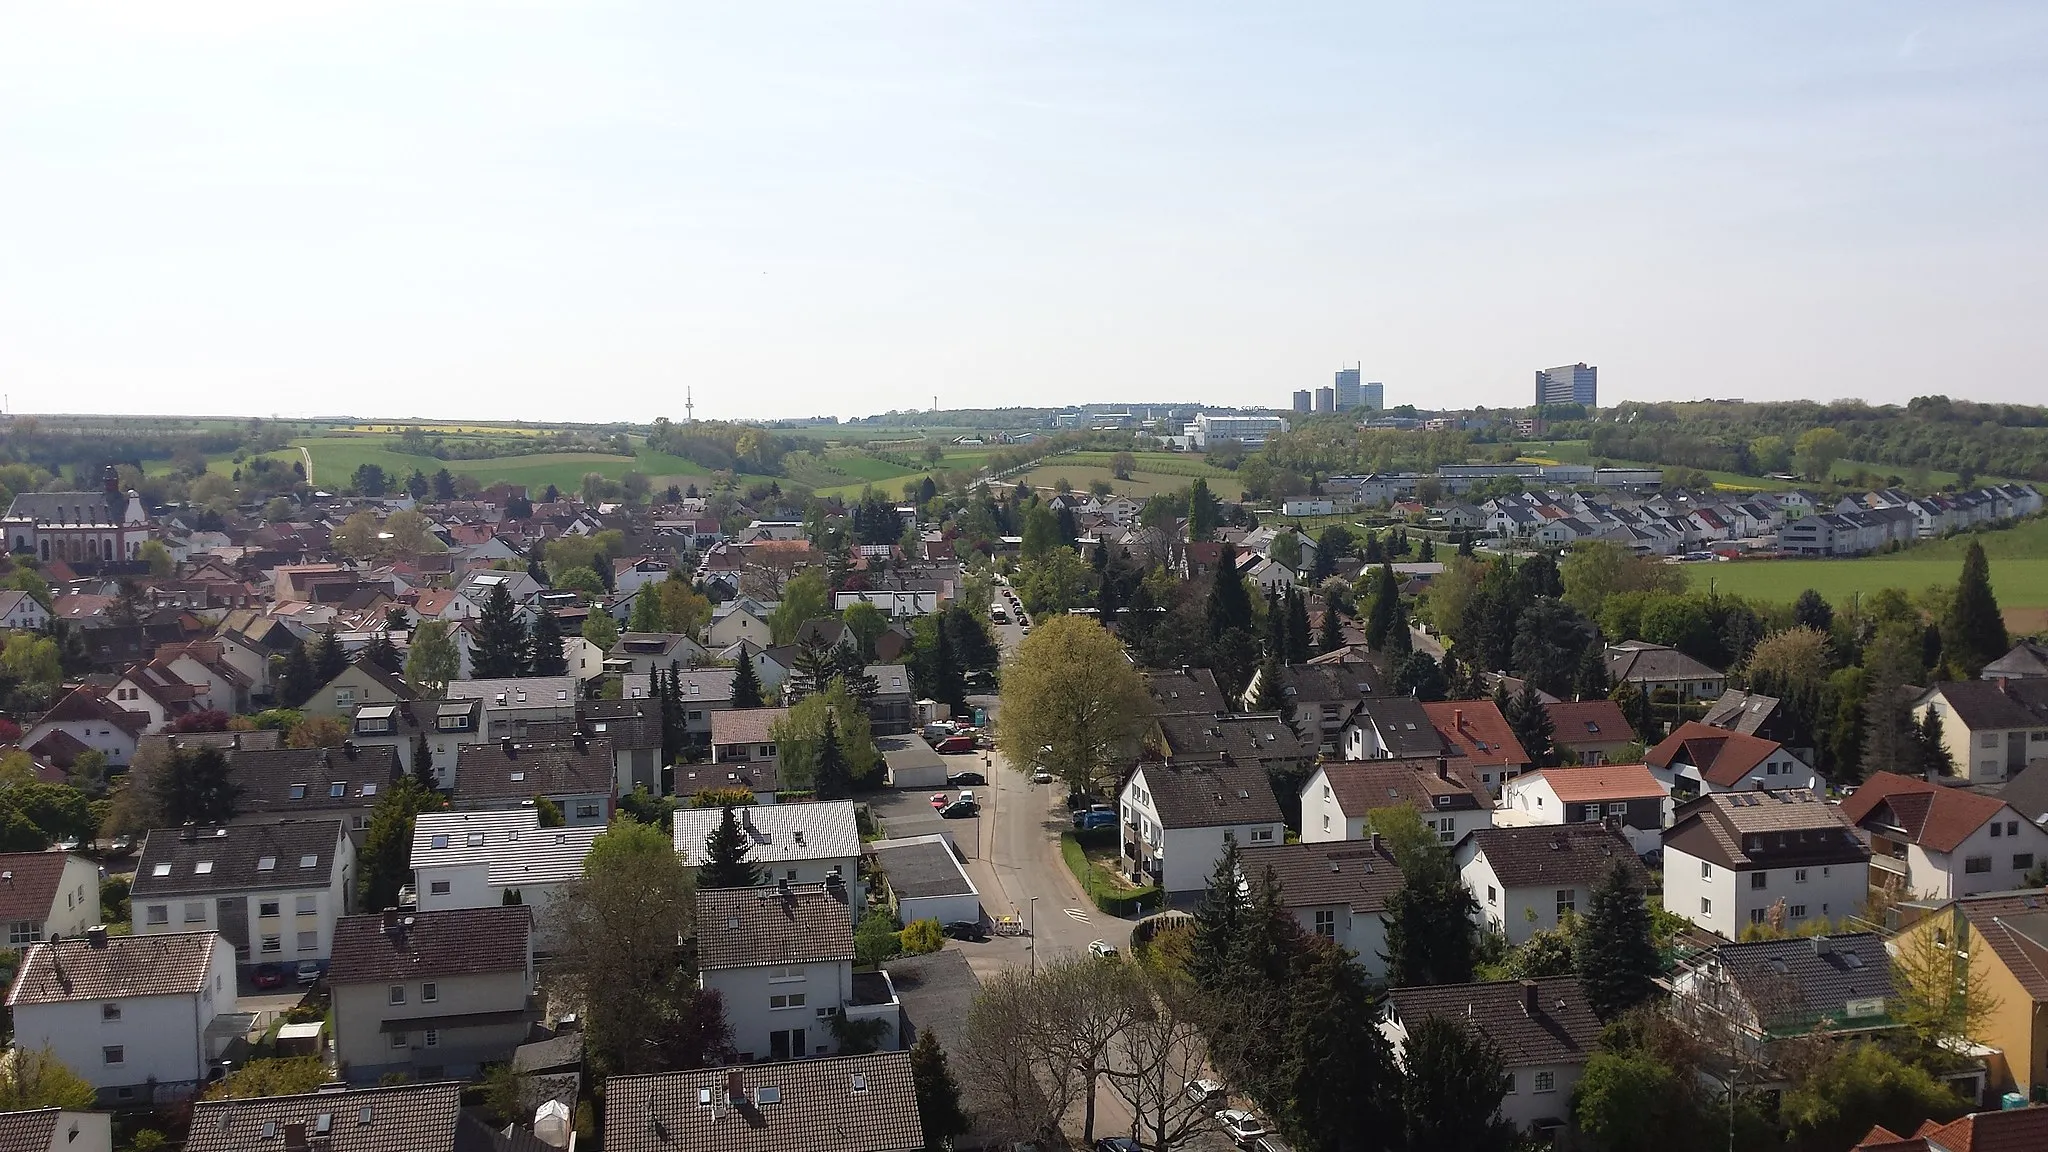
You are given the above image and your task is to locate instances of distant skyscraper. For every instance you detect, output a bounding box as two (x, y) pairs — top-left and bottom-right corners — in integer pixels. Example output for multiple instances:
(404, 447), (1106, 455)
(1535, 363), (1598, 408)
(1334, 367), (1361, 411)
(1314, 387), (1335, 413)
(1362, 382), (1384, 412)
(1292, 390), (1312, 413)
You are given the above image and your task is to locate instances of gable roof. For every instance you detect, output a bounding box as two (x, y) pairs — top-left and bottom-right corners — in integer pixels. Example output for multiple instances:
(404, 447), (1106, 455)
(1692, 932), (1898, 1035)
(1131, 760), (1284, 829)
(228, 744), (402, 816)
(1320, 757), (1491, 817)
(1943, 892), (2048, 1003)
(1984, 641), (2048, 680)
(1152, 712), (1316, 768)
(1419, 701), (1530, 769)
(1237, 841), (1405, 913)
(32, 686), (147, 736)
(1647, 721), (1791, 786)
(1463, 824), (1647, 889)
(1542, 699), (1631, 746)
(1914, 1105), (2048, 1152)
(1664, 789), (1868, 871)
(7, 931), (221, 1005)
(453, 737), (614, 802)
(1700, 689), (1785, 737)
(696, 883), (855, 971)
(132, 820), (345, 896)
(1999, 760), (2048, 824)
(1349, 697), (1447, 758)
(603, 1052), (924, 1152)
(1522, 764), (1665, 804)
(710, 708), (789, 748)
(1144, 666), (1227, 716)
(328, 906), (531, 985)
(0, 853), (87, 923)
(672, 801), (860, 867)
(1840, 772), (2014, 853)
(1386, 976), (1602, 1069)
(1923, 679), (2048, 731)
(185, 1079), (549, 1152)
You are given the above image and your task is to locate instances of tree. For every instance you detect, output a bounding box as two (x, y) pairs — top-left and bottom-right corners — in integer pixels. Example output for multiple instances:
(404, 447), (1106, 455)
(1511, 596), (1596, 699)
(557, 817), (731, 1076)
(1281, 940), (1396, 1152)
(1560, 540), (1687, 619)
(150, 747), (239, 826)
(1101, 968), (1217, 1152)
(1744, 626), (1834, 693)
(471, 582), (529, 678)
(729, 654), (765, 709)
(813, 710), (853, 801)
(1014, 548), (1092, 617)
(287, 715), (350, 749)
(1792, 589), (1834, 634)
(773, 680), (881, 793)
(432, 468), (457, 499)
(534, 795), (564, 827)
(1392, 651), (1448, 702)
(699, 805), (761, 889)
(203, 1057), (332, 1101)
(357, 777), (448, 911)
(405, 620), (460, 698)
(1187, 478), (1220, 540)
(1894, 920), (2001, 1050)
(581, 609), (620, 653)
(0, 1046), (95, 1111)
(331, 510), (379, 558)
(996, 616), (1152, 795)
(351, 463), (388, 496)
(384, 509), (439, 554)
(1573, 1050), (1693, 1152)
(138, 539), (174, 577)
(1576, 862), (1661, 1018)
(361, 632), (403, 675)
(1020, 503), (1060, 562)
(276, 641), (318, 708)
(1398, 1016), (1518, 1152)
(528, 610), (567, 677)
(1109, 451), (1137, 480)
(842, 600), (888, 660)
(1377, 806), (1478, 986)
(1780, 1042), (1967, 1152)
(1316, 597), (1344, 655)
(910, 1030), (970, 1152)
(628, 585), (666, 633)
(1942, 541), (2007, 677)
(1507, 680), (1557, 767)
(1574, 643), (1612, 699)
(1363, 562), (1397, 650)
(657, 577), (712, 637)
(769, 569), (832, 645)
(1794, 426), (1847, 481)
(787, 635), (839, 702)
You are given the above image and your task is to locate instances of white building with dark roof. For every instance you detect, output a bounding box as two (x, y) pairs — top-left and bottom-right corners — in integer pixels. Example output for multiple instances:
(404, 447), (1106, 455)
(1119, 760), (1286, 896)
(696, 882), (896, 1063)
(131, 820), (355, 970)
(604, 1053), (924, 1152)
(409, 810), (600, 951)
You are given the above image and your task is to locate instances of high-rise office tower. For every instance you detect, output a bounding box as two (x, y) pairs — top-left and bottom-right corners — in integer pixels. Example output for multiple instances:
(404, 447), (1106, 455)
(1314, 387), (1335, 413)
(1334, 366), (1361, 411)
(1292, 390), (1312, 413)
(1535, 363), (1598, 408)
(1362, 382), (1384, 411)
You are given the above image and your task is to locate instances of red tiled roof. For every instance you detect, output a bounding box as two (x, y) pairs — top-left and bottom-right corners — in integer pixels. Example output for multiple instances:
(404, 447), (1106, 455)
(1647, 720), (1785, 787)
(0, 853), (81, 922)
(1543, 699), (1631, 746)
(1915, 1105), (2048, 1152)
(1525, 764), (1665, 804)
(1419, 701), (1530, 769)
(1841, 772), (2013, 854)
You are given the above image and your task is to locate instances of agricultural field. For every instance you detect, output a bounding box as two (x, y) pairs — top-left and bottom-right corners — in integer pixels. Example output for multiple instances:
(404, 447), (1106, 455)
(284, 435), (712, 492)
(1517, 440), (2000, 492)
(1009, 462), (1247, 502)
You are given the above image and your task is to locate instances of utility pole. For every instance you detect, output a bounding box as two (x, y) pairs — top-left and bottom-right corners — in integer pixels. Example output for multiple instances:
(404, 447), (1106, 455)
(1029, 896), (1039, 975)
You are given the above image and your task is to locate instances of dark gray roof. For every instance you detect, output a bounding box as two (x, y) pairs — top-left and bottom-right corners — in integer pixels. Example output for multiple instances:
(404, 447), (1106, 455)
(1665, 789), (1868, 871)
(227, 744), (401, 816)
(603, 1052), (924, 1152)
(1700, 689), (1783, 737)
(1279, 664), (1378, 705)
(1460, 825), (1647, 891)
(329, 907), (531, 985)
(1984, 641), (2048, 680)
(453, 737), (614, 802)
(185, 1080), (549, 1152)
(1353, 697), (1446, 757)
(1153, 712), (1316, 768)
(697, 883), (854, 970)
(1386, 976), (1602, 1069)
(1144, 667), (1226, 715)
(7, 931), (221, 1005)
(881, 950), (978, 1057)
(1924, 679), (2048, 730)
(867, 839), (974, 900)
(1237, 841), (1405, 913)
(5, 489), (125, 526)
(529, 714), (658, 752)
(1698, 932), (1898, 1033)
(1133, 760), (1285, 829)
(2000, 760), (2048, 824)
(133, 821), (345, 896)
(1605, 641), (1723, 684)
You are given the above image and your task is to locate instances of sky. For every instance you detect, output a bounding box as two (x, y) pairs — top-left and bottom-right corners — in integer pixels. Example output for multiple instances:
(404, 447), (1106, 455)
(3, 2), (2046, 423)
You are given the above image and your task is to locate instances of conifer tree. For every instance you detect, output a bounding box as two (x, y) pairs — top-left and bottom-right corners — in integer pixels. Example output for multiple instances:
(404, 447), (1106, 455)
(814, 711), (853, 801)
(471, 582), (529, 678)
(699, 805), (761, 889)
(1575, 861), (1661, 1018)
(730, 654), (765, 709)
(277, 641), (317, 708)
(1286, 588), (1311, 664)
(412, 732), (436, 789)
(1575, 644), (1612, 699)
(1509, 680), (1556, 767)
(1380, 813), (1479, 986)
(1383, 598), (1412, 666)
(1364, 562), (1397, 650)
(362, 632), (403, 674)
(1316, 598), (1344, 655)
(909, 1030), (970, 1150)
(311, 628), (348, 685)
(1943, 541), (2007, 677)
(1253, 655), (1285, 714)
(1206, 544), (1254, 639)
(527, 609), (567, 676)
(1398, 1016), (1518, 1152)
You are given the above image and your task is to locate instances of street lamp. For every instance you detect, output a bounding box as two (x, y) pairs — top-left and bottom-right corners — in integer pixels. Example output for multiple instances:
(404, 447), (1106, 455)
(1029, 897), (1039, 975)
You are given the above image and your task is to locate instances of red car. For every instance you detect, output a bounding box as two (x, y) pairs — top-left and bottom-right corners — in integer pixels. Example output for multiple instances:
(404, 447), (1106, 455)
(934, 734), (977, 754)
(251, 964), (288, 990)
(930, 793), (949, 810)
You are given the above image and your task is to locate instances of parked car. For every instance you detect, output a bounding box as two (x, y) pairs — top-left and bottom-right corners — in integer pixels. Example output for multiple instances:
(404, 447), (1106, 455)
(956, 789), (976, 806)
(1031, 769), (1055, 785)
(947, 771), (986, 787)
(295, 960), (322, 986)
(942, 921), (988, 942)
(1185, 1078), (1225, 1104)
(1087, 939), (1118, 959)
(251, 964), (288, 990)
(1093, 1140), (1141, 1152)
(940, 800), (980, 819)
(1074, 810), (1116, 831)
(1215, 1109), (1267, 1145)
(930, 793), (950, 810)
(934, 735), (977, 754)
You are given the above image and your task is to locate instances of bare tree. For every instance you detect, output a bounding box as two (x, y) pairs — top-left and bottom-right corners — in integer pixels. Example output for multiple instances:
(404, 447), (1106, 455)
(1102, 973), (1214, 1151)
(960, 957), (1143, 1147)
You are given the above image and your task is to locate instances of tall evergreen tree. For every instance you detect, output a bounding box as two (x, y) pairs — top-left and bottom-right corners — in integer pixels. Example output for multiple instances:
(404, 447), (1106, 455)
(788, 634), (838, 702)
(1190, 840), (1247, 994)
(311, 628), (348, 685)
(1380, 821), (1479, 986)
(151, 747), (240, 825)
(1914, 708), (1955, 778)
(527, 609), (567, 676)
(1793, 588), (1834, 634)
(699, 805), (762, 888)
(412, 732), (436, 789)
(1383, 597), (1412, 666)
(1943, 541), (2007, 677)
(1206, 544), (1254, 638)
(1575, 861), (1662, 1018)
(730, 654), (766, 709)
(1285, 588), (1312, 664)
(909, 1030), (970, 1152)
(471, 582), (529, 679)
(277, 641), (318, 708)
(361, 632), (403, 674)
(660, 664), (685, 767)
(813, 711), (853, 801)
(1265, 590), (1287, 660)
(1253, 655), (1286, 714)
(1364, 562), (1397, 650)
(1398, 1016), (1518, 1152)
(1508, 680), (1556, 767)
(1574, 643), (1612, 699)
(1282, 940), (1395, 1152)
(1316, 599), (1344, 656)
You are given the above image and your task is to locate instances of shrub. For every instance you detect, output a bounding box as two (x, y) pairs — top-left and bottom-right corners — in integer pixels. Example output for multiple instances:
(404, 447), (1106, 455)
(898, 919), (943, 955)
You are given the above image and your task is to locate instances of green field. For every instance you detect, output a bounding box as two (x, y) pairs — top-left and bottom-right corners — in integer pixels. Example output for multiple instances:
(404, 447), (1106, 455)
(1010, 463), (1247, 502)
(1686, 558), (2048, 609)
(287, 436), (712, 492)
(1518, 440), (2000, 492)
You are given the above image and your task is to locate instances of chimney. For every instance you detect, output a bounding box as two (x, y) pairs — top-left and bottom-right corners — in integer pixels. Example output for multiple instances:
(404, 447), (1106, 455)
(381, 907), (399, 931)
(1436, 756), (1449, 781)
(1520, 978), (1538, 1016)
(501, 736), (515, 758)
(726, 1068), (745, 1105)
(1454, 708), (1465, 730)
(341, 738), (355, 755)
(102, 464), (119, 495)
(1810, 935), (1832, 957)
(284, 1123), (309, 1152)
(1369, 832), (1382, 852)
(85, 925), (108, 950)
(573, 729), (588, 753)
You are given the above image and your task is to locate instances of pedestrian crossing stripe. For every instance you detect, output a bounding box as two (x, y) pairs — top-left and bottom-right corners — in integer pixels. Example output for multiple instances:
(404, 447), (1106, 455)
(1064, 908), (1090, 922)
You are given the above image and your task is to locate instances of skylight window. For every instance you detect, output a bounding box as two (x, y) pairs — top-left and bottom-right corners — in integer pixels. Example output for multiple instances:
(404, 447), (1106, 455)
(257, 857), (276, 871)
(510, 772), (525, 782)
(300, 855), (318, 868)
(194, 862), (213, 874)
(431, 835), (449, 849)
(152, 864), (171, 877)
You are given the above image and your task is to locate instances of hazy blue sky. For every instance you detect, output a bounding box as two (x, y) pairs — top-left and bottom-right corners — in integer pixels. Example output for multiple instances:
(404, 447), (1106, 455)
(4, 2), (2044, 421)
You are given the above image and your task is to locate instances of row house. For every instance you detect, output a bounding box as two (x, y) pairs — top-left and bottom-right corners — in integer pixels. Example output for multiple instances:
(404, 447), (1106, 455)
(1778, 506), (1919, 556)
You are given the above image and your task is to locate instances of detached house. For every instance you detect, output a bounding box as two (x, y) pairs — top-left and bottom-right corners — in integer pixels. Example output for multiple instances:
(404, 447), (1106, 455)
(1911, 679), (2048, 785)
(20, 688), (146, 768)
(1381, 977), (1602, 1135)
(1237, 839), (1404, 979)
(225, 744), (401, 837)
(1604, 641), (1727, 702)
(604, 1052), (925, 1152)
(710, 708), (789, 772)
(1501, 764), (1668, 854)
(1118, 760), (1287, 897)
(187, 1081), (534, 1152)
(1890, 891), (2048, 1101)
(672, 800), (860, 906)
(1456, 824), (1646, 945)
(0, 852), (104, 946)
(1669, 933), (1900, 1065)
(301, 659), (414, 720)
(409, 810), (601, 951)
(443, 676), (579, 742)
(1839, 772), (2048, 901)
(453, 734), (616, 827)
(1541, 699), (1635, 765)
(1648, 721), (1821, 800)
(6, 928), (241, 1105)
(131, 820), (354, 971)
(328, 906), (536, 1082)
(1419, 701), (1531, 793)
(696, 881), (899, 1062)
(1663, 790), (1869, 940)
(1300, 756), (1494, 847)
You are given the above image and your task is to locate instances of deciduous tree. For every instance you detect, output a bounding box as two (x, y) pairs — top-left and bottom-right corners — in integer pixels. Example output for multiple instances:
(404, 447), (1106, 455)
(404, 620), (460, 698)
(996, 616), (1151, 795)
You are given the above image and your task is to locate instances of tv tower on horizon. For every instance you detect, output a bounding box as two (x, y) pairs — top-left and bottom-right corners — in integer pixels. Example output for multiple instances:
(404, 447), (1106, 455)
(685, 386), (694, 424)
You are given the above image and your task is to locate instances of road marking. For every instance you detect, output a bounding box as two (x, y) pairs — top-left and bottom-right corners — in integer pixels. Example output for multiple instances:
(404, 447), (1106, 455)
(1064, 907), (1091, 922)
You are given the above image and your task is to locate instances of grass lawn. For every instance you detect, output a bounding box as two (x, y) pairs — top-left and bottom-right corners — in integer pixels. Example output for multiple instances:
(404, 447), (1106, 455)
(292, 435), (713, 491)
(1011, 463), (1246, 502)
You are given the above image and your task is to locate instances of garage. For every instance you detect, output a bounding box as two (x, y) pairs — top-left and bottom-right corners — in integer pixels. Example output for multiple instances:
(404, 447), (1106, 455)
(868, 834), (982, 927)
(879, 734), (948, 790)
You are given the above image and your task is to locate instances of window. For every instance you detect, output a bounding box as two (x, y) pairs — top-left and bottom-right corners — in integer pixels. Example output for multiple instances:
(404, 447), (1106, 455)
(389, 985), (406, 1005)
(391, 1033), (408, 1049)
(1750, 871), (1768, 890)
(1966, 856), (1993, 874)
(146, 905), (168, 926)
(1533, 1071), (1555, 1093)
(575, 803), (599, 820)
(768, 966), (805, 983)
(1749, 909), (1767, 925)
(1504, 1072), (1516, 1094)
(289, 784), (307, 799)
(1582, 804), (1602, 822)
(101, 1003), (121, 1021)
(296, 931), (317, 951)
(1556, 889), (1576, 919)
(423, 982), (438, 1003)
(1608, 802), (1628, 816)
(1251, 827), (1275, 843)
(300, 855), (318, 869)
(7, 920), (40, 945)
(2016, 854), (2035, 872)
(1700, 861), (1712, 879)
(424, 1029), (439, 1048)
(1314, 910), (1336, 938)
(329, 782), (346, 798)
(1322, 814), (1331, 833)
(261, 935), (281, 954)
(2008, 820), (2020, 837)
(769, 992), (807, 1010)
(296, 896), (317, 915)
(1487, 885), (1498, 905)
(1794, 868), (1808, 884)
(259, 901), (280, 918)
(1992, 822), (2004, 838)
(429, 881), (450, 896)
(183, 902), (206, 923)
(257, 856), (276, 872)
(1700, 897), (1712, 915)
(335, 688), (355, 707)
(103, 1046), (124, 1066)
(1789, 904), (1807, 918)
